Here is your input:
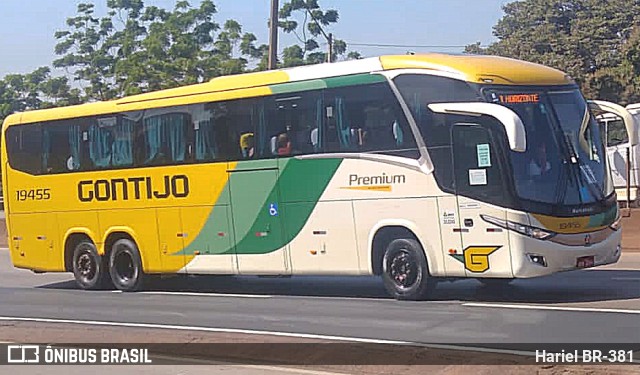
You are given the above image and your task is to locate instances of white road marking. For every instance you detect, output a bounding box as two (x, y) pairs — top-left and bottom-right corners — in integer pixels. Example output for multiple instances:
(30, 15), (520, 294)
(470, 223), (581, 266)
(611, 277), (640, 281)
(139, 291), (272, 298)
(0, 316), (538, 360)
(2, 317), (637, 364)
(153, 354), (349, 375)
(236, 365), (349, 375)
(0, 316), (411, 345)
(463, 302), (640, 314)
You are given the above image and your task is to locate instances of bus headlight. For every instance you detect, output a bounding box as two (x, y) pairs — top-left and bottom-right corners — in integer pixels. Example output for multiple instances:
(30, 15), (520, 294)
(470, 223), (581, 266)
(609, 216), (622, 231)
(480, 215), (556, 240)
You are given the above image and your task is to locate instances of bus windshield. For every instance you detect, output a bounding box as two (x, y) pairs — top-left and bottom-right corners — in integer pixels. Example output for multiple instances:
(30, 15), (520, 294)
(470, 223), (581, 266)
(485, 88), (613, 208)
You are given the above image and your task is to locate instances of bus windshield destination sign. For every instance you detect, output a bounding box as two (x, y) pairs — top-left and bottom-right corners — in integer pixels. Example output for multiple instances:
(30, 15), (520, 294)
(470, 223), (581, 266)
(499, 93), (540, 104)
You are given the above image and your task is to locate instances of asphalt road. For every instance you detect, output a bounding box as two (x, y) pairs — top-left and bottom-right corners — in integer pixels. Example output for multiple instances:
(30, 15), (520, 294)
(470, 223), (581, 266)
(0, 249), (638, 346)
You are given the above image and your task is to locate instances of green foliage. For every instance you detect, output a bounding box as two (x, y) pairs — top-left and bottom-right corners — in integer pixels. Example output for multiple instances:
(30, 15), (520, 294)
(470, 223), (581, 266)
(53, 0), (267, 100)
(1, 0), (357, 120)
(466, 0), (640, 104)
(277, 0), (356, 66)
(0, 67), (81, 123)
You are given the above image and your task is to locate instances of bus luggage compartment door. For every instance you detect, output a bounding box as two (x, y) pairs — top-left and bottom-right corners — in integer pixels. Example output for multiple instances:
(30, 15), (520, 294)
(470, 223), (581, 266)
(228, 160), (289, 275)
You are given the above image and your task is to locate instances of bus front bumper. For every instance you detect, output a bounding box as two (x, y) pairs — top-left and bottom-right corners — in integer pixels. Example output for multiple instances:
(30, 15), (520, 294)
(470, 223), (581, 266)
(510, 228), (622, 278)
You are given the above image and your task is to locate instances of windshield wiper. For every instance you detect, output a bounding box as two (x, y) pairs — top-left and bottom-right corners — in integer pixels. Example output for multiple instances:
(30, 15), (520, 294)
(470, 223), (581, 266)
(551, 158), (570, 214)
(561, 132), (605, 203)
(550, 132), (578, 208)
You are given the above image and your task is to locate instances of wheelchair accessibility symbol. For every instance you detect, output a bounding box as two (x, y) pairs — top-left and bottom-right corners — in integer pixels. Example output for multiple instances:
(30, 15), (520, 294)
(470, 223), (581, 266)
(269, 203), (279, 217)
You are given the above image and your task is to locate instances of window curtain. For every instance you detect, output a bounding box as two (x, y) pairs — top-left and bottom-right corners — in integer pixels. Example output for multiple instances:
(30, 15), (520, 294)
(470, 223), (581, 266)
(143, 116), (162, 163)
(42, 128), (51, 171)
(167, 114), (186, 162)
(195, 119), (216, 161)
(89, 125), (112, 168)
(412, 93), (422, 120)
(112, 120), (133, 166)
(335, 97), (351, 149)
(68, 124), (81, 170)
(314, 98), (323, 152)
(252, 104), (266, 157)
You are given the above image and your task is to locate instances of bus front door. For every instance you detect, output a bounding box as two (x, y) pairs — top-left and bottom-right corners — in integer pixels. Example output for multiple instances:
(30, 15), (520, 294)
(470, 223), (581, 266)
(228, 159), (290, 275)
(451, 124), (514, 278)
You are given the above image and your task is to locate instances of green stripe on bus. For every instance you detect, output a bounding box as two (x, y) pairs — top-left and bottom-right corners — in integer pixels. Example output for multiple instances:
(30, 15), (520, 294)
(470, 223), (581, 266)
(177, 157), (343, 256)
(270, 80), (327, 94)
(234, 157), (342, 255)
(323, 73), (387, 88)
(269, 73), (386, 95)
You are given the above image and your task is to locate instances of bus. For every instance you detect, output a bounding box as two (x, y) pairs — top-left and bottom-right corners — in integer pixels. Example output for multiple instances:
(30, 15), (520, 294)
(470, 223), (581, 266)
(598, 103), (640, 204)
(1, 54), (629, 300)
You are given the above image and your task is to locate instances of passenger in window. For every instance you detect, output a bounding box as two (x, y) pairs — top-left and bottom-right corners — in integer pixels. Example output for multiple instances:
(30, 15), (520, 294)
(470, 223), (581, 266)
(382, 104), (404, 147)
(277, 133), (292, 156)
(529, 142), (551, 177)
(240, 132), (255, 158)
(353, 127), (367, 148)
(310, 128), (319, 151)
(66, 156), (80, 171)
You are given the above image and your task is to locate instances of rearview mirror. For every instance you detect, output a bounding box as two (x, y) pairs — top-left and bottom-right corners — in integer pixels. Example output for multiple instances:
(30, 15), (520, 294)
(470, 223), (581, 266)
(427, 102), (526, 152)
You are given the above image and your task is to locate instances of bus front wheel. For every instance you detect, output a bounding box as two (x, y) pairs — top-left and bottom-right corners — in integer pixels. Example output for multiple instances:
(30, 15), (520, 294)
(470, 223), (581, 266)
(381, 238), (434, 300)
(72, 241), (110, 290)
(109, 239), (145, 292)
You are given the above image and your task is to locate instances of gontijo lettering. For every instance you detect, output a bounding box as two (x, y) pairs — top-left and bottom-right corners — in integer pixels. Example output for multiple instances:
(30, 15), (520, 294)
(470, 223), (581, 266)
(78, 175), (189, 202)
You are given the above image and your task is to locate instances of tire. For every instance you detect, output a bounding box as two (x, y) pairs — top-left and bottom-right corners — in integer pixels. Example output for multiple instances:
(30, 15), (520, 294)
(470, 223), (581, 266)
(109, 239), (145, 292)
(381, 238), (434, 300)
(72, 240), (110, 290)
(478, 278), (514, 288)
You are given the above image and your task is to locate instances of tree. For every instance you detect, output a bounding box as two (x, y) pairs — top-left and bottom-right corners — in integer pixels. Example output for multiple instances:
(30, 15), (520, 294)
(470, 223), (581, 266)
(0, 67), (80, 123)
(465, 0), (640, 104)
(7, 0), (357, 107)
(53, 1), (265, 100)
(277, 0), (354, 67)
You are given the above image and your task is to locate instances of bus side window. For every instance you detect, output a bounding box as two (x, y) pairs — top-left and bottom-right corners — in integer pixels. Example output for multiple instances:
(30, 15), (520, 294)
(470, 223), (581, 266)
(266, 91), (321, 156)
(194, 103), (218, 162)
(224, 98), (259, 160)
(6, 124), (43, 175)
(139, 112), (190, 166)
(43, 123), (74, 173)
(606, 119), (628, 147)
(323, 82), (417, 156)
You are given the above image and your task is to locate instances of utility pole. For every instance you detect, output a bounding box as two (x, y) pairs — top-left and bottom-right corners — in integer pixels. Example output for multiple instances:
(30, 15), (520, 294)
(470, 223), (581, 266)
(304, 7), (334, 63)
(327, 33), (333, 63)
(268, 0), (279, 70)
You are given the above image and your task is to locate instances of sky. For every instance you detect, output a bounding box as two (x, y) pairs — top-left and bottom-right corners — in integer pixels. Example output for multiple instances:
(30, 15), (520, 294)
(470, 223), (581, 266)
(0, 0), (511, 77)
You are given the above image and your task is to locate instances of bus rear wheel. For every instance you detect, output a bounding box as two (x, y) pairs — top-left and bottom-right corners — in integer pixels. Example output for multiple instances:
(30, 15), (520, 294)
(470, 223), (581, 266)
(72, 241), (110, 290)
(381, 238), (434, 300)
(109, 239), (145, 292)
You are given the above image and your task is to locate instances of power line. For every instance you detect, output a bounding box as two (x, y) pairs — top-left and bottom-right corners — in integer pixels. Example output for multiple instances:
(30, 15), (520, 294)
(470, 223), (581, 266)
(346, 42), (480, 49)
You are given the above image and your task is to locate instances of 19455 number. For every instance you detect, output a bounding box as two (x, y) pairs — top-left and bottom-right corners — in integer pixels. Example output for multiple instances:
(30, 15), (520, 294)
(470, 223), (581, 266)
(16, 188), (51, 201)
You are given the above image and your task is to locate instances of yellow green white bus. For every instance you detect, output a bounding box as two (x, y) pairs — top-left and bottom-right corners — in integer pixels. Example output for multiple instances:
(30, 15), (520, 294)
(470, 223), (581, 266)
(1, 54), (628, 300)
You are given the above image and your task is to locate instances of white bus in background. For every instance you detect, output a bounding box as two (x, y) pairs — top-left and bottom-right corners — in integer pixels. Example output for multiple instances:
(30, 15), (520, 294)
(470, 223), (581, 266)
(596, 102), (640, 204)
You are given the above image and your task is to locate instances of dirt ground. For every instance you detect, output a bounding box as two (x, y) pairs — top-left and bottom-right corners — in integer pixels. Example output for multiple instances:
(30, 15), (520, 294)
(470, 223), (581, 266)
(620, 208), (640, 252)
